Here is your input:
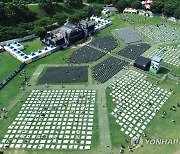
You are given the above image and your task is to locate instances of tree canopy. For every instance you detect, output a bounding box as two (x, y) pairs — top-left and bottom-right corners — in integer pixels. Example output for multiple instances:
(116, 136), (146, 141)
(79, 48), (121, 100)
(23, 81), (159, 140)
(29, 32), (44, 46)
(0, 2), (36, 25)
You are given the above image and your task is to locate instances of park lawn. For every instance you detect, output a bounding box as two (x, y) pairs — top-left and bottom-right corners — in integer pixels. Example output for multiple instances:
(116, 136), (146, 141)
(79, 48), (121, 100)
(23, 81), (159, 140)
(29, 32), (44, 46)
(163, 63), (180, 76)
(28, 3), (88, 19)
(106, 76), (180, 154)
(0, 52), (22, 109)
(160, 42), (180, 48)
(21, 38), (44, 55)
(28, 4), (47, 18)
(0, 52), (21, 83)
(106, 88), (130, 150)
(55, 3), (76, 15)
(0, 74), (24, 110)
(124, 14), (180, 29)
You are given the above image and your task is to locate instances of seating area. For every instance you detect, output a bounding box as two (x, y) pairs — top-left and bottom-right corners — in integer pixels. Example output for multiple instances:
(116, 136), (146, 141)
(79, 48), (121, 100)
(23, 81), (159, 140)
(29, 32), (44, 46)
(137, 24), (180, 43)
(146, 45), (180, 67)
(114, 28), (142, 44)
(90, 36), (117, 52)
(38, 66), (88, 84)
(109, 70), (172, 138)
(68, 46), (105, 63)
(0, 89), (96, 150)
(110, 70), (171, 138)
(93, 57), (129, 83)
(117, 43), (151, 60)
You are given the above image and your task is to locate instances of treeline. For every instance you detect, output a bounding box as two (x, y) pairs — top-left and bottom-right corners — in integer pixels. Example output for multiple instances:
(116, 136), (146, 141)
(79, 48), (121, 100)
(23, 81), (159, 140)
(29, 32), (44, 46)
(0, 2), (36, 25)
(151, 0), (180, 19)
(0, 1), (103, 42)
(109, 0), (180, 19)
(0, 0), (64, 3)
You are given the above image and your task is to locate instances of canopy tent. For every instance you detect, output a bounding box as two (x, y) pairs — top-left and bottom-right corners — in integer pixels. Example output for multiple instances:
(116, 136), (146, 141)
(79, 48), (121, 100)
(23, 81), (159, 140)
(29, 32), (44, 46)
(134, 56), (151, 71)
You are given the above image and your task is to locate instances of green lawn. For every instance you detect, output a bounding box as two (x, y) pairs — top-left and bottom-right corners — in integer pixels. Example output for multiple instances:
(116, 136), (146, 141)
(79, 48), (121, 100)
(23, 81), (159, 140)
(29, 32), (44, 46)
(21, 38), (44, 55)
(28, 3), (87, 19)
(106, 76), (180, 154)
(0, 52), (21, 83)
(106, 88), (130, 148)
(28, 4), (47, 18)
(163, 63), (180, 76)
(123, 14), (180, 29)
(0, 52), (22, 110)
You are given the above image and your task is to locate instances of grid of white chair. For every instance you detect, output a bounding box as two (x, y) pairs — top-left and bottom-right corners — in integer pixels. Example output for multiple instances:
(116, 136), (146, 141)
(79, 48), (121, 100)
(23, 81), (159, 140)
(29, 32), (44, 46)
(109, 70), (171, 138)
(0, 89), (96, 150)
(137, 24), (180, 43)
(147, 45), (180, 67)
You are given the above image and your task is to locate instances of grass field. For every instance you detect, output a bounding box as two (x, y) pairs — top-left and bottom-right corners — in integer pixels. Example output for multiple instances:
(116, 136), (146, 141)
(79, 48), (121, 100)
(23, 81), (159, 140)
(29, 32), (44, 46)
(28, 3), (88, 19)
(28, 4), (47, 18)
(0, 52), (21, 83)
(0, 52), (22, 110)
(21, 38), (44, 55)
(106, 76), (180, 154)
(124, 14), (180, 29)
(106, 88), (130, 148)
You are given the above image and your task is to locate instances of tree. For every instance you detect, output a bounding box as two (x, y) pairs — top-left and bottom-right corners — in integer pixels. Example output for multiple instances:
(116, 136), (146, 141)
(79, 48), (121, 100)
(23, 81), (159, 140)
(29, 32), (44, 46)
(151, 1), (164, 13)
(87, 0), (97, 3)
(131, 0), (142, 9)
(116, 0), (127, 13)
(0, 2), (36, 25)
(92, 4), (103, 15)
(97, 0), (104, 4)
(126, 0), (133, 7)
(112, 0), (118, 6)
(33, 26), (46, 37)
(66, 0), (83, 8)
(174, 7), (180, 19)
(39, 0), (55, 14)
(34, 17), (54, 27)
(82, 6), (94, 17)
(162, 4), (176, 16)
(104, 0), (111, 5)
(53, 13), (67, 25)
(0, 4), (6, 24)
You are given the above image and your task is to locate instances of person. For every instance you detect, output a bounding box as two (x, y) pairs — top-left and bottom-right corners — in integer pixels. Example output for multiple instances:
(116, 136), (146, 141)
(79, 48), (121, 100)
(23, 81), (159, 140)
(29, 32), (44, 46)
(172, 120), (175, 123)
